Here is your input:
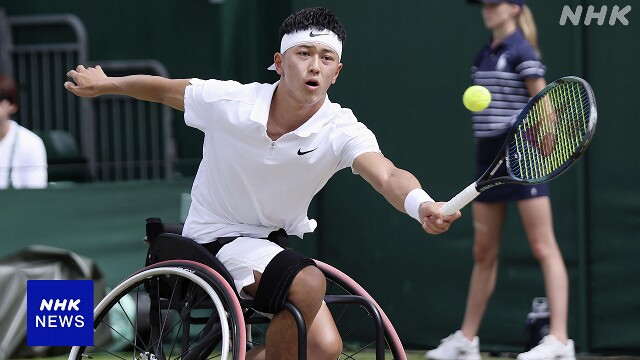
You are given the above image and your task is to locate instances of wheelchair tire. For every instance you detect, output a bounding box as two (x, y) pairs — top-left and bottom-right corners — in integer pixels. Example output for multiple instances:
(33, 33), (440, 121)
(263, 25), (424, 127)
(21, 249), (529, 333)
(316, 259), (407, 360)
(69, 260), (246, 360)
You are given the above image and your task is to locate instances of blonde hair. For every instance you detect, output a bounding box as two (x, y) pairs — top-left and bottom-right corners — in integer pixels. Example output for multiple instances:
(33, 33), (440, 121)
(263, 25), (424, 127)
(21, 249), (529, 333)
(517, 5), (541, 58)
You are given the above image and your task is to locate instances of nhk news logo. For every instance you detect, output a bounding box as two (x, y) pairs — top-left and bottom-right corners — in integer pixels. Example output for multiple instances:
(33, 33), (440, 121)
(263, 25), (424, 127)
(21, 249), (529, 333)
(27, 280), (94, 346)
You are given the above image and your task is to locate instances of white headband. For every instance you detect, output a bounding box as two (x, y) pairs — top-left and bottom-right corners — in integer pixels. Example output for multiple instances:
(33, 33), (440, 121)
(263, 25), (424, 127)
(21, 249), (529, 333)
(267, 28), (343, 71)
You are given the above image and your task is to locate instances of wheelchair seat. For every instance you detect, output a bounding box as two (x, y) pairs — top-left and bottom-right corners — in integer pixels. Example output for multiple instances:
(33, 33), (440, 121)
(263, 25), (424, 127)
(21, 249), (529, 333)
(146, 232), (237, 293)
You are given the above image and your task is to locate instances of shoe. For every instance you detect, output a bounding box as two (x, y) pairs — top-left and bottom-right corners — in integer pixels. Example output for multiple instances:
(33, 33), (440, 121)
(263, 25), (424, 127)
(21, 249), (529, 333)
(426, 330), (481, 360)
(517, 335), (575, 360)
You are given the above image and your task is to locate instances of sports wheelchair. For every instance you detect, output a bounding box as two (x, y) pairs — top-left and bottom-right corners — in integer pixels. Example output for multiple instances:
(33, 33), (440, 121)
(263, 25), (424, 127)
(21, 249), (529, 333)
(69, 218), (406, 360)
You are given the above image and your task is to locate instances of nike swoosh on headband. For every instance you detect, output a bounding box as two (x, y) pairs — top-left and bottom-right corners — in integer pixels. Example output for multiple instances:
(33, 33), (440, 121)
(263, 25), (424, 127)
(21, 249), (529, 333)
(309, 30), (331, 37)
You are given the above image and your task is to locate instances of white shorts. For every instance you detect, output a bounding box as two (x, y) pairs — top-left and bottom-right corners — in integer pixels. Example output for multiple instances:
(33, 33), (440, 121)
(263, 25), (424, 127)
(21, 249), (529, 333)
(215, 237), (284, 298)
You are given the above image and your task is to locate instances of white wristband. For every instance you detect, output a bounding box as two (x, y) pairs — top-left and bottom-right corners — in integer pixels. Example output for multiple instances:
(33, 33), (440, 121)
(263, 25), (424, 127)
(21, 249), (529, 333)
(404, 188), (435, 223)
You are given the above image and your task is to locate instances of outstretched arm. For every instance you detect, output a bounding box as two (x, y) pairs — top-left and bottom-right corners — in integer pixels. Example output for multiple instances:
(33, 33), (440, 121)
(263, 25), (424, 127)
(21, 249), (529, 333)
(353, 152), (461, 234)
(64, 65), (190, 111)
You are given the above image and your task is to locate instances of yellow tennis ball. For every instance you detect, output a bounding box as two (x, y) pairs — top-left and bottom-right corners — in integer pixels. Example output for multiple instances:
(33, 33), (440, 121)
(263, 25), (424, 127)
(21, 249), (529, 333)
(463, 85), (491, 112)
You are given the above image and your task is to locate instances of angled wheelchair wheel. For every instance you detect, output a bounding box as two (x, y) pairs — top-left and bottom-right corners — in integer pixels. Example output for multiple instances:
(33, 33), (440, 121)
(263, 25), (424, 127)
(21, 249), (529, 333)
(69, 260), (246, 360)
(317, 259), (407, 360)
(245, 259), (407, 360)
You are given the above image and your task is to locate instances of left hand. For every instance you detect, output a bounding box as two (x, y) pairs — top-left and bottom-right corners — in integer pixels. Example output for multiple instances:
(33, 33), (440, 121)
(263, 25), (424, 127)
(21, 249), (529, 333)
(64, 65), (109, 98)
(418, 201), (461, 234)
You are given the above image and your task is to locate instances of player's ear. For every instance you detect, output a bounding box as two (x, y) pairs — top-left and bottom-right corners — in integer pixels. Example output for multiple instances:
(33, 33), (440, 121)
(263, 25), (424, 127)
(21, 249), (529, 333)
(511, 4), (521, 16)
(274, 53), (284, 75)
(331, 63), (343, 84)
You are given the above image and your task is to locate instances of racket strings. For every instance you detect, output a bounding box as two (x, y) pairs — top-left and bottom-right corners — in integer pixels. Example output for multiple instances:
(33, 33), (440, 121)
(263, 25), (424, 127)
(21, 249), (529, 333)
(509, 81), (590, 181)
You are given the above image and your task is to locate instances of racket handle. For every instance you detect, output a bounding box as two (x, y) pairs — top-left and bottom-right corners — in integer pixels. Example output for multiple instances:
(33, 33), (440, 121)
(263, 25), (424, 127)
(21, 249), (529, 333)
(440, 182), (480, 216)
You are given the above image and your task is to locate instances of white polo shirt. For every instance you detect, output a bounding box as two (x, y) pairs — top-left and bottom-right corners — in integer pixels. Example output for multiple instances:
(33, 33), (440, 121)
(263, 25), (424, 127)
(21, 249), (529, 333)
(0, 120), (47, 189)
(182, 79), (381, 243)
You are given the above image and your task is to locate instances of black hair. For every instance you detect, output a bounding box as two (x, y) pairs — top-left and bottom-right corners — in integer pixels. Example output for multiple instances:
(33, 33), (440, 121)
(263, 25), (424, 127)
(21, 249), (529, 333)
(279, 7), (346, 42)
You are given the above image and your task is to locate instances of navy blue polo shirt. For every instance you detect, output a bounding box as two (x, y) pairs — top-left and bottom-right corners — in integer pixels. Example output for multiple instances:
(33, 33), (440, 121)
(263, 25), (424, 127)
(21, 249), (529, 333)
(470, 30), (545, 138)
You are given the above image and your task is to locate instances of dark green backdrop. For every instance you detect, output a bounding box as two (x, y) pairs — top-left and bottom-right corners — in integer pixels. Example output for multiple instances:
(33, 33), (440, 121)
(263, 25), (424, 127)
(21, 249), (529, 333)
(1, 0), (638, 355)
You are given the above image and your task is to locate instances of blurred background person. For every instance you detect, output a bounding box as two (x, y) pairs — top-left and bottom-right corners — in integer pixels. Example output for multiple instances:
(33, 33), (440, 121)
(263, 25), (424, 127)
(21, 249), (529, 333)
(0, 74), (47, 189)
(426, 1), (575, 360)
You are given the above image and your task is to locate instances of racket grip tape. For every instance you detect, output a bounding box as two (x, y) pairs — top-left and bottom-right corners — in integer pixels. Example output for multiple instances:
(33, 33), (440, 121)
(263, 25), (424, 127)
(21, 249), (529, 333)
(440, 182), (480, 216)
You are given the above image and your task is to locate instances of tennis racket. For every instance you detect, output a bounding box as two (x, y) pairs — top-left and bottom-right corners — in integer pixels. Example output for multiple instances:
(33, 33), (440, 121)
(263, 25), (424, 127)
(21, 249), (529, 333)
(440, 76), (597, 216)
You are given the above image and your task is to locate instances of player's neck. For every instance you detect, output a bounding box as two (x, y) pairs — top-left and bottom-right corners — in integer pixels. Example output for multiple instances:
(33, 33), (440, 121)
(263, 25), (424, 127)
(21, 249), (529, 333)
(267, 108), (308, 141)
(0, 119), (10, 141)
(491, 22), (517, 48)
(267, 87), (322, 140)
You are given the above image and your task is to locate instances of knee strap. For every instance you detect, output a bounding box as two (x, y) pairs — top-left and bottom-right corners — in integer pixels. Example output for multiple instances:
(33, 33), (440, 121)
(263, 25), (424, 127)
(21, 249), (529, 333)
(253, 249), (316, 314)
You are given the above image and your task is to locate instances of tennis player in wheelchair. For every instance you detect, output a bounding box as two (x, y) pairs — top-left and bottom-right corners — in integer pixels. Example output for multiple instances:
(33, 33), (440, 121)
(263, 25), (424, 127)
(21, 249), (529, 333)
(65, 7), (460, 360)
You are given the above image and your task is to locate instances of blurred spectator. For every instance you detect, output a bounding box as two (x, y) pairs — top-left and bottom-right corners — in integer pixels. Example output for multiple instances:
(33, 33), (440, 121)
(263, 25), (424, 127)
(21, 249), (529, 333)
(426, 2), (574, 360)
(0, 74), (47, 189)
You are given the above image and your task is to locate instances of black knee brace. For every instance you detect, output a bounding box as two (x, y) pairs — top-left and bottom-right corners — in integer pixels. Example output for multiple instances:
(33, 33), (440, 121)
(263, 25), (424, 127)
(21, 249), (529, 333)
(253, 249), (316, 314)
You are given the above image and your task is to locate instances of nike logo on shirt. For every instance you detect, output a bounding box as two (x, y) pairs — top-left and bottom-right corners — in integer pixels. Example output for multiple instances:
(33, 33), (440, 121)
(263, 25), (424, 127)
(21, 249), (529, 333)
(297, 148), (318, 155)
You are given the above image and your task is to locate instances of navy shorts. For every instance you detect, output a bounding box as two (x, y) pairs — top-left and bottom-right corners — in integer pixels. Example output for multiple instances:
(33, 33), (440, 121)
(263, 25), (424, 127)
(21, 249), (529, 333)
(475, 135), (549, 203)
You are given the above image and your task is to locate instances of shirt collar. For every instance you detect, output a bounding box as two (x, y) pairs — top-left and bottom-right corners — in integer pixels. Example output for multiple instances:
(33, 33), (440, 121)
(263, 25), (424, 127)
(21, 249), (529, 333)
(488, 29), (524, 52)
(249, 81), (278, 126)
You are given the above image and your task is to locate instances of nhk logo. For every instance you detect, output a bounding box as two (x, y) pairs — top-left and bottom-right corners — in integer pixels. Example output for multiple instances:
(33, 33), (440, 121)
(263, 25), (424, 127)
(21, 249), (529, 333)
(560, 5), (631, 26)
(27, 280), (94, 346)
